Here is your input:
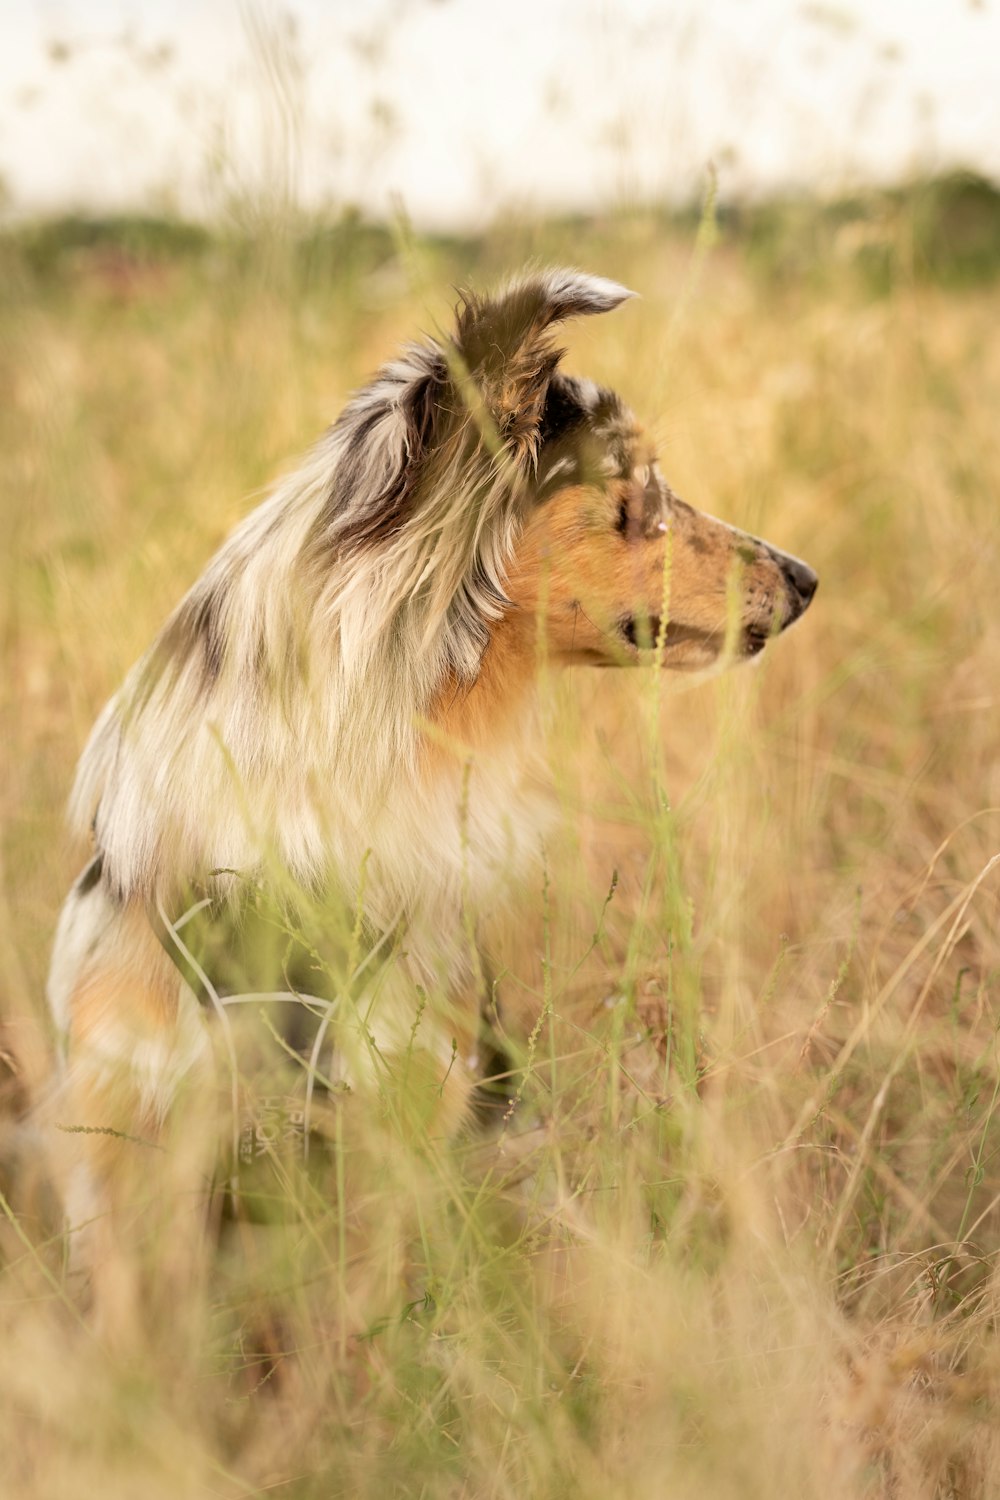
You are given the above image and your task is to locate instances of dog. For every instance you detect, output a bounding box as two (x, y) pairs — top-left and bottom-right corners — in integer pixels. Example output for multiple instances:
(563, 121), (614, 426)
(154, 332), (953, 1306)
(45, 269), (816, 1307)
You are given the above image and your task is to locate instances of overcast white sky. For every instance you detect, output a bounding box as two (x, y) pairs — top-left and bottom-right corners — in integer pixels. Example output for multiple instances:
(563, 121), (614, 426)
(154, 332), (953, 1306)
(2, 0), (998, 226)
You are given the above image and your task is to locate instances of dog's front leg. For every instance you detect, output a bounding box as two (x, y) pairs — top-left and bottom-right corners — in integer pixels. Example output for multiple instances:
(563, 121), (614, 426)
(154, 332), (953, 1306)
(46, 888), (214, 1346)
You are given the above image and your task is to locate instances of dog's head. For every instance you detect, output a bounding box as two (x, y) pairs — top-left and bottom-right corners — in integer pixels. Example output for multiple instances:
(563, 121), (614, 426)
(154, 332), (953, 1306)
(315, 269), (816, 679)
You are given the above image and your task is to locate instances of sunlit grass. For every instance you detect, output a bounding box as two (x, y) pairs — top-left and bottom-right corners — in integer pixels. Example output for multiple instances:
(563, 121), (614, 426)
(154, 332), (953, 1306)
(2, 202), (1000, 1497)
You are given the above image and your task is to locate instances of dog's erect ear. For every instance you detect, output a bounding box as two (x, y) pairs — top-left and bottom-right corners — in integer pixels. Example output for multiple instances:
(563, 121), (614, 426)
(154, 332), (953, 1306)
(452, 270), (635, 464)
(314, 270), (633, 562)
(320, 344), (450, 551)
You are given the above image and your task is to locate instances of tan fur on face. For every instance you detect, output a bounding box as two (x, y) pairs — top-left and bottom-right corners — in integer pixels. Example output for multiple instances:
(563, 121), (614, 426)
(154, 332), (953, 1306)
(422, 466), (803, 764)
(504, 476), (797, 671)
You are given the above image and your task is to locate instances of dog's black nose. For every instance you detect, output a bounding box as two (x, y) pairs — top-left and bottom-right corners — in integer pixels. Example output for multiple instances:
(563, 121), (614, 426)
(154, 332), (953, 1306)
(777, 552), (818, 615)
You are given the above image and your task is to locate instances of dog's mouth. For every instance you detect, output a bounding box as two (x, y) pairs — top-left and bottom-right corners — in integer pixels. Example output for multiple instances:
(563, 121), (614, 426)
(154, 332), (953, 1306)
(742, 624), (771, 658)
(619, 614), (665, 651)
(618, 615), (776, 662)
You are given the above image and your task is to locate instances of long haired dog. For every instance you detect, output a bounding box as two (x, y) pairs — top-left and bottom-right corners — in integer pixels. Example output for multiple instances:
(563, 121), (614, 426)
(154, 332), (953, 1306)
(47, 270), (816, 1294)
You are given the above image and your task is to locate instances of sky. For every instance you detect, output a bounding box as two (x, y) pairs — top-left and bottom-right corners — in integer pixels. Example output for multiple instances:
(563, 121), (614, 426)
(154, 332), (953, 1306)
(1, 0), (999, 227)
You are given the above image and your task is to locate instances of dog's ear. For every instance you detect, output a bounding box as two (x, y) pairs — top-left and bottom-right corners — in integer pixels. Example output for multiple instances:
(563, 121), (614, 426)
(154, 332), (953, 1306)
(321, 345), (451, 551)
(320, 270), (632, 553)
(452, 270), (635, 464)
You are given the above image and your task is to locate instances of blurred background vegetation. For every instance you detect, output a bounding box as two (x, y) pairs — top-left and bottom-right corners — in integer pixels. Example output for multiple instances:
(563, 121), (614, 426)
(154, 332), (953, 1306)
(9, 165), (1000, 287)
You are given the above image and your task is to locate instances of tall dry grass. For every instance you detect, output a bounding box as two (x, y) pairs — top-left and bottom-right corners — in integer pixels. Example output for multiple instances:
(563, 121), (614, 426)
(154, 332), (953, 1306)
(2, 205), (1000, 1497)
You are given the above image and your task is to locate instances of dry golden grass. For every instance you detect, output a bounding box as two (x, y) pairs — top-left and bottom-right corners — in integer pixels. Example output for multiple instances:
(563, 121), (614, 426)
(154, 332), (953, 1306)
(2, 209), (1000, 1497)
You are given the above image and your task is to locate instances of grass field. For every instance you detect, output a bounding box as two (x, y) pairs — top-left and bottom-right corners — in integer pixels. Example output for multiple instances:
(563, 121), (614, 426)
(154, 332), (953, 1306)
(2, 191), (1000, 1497)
